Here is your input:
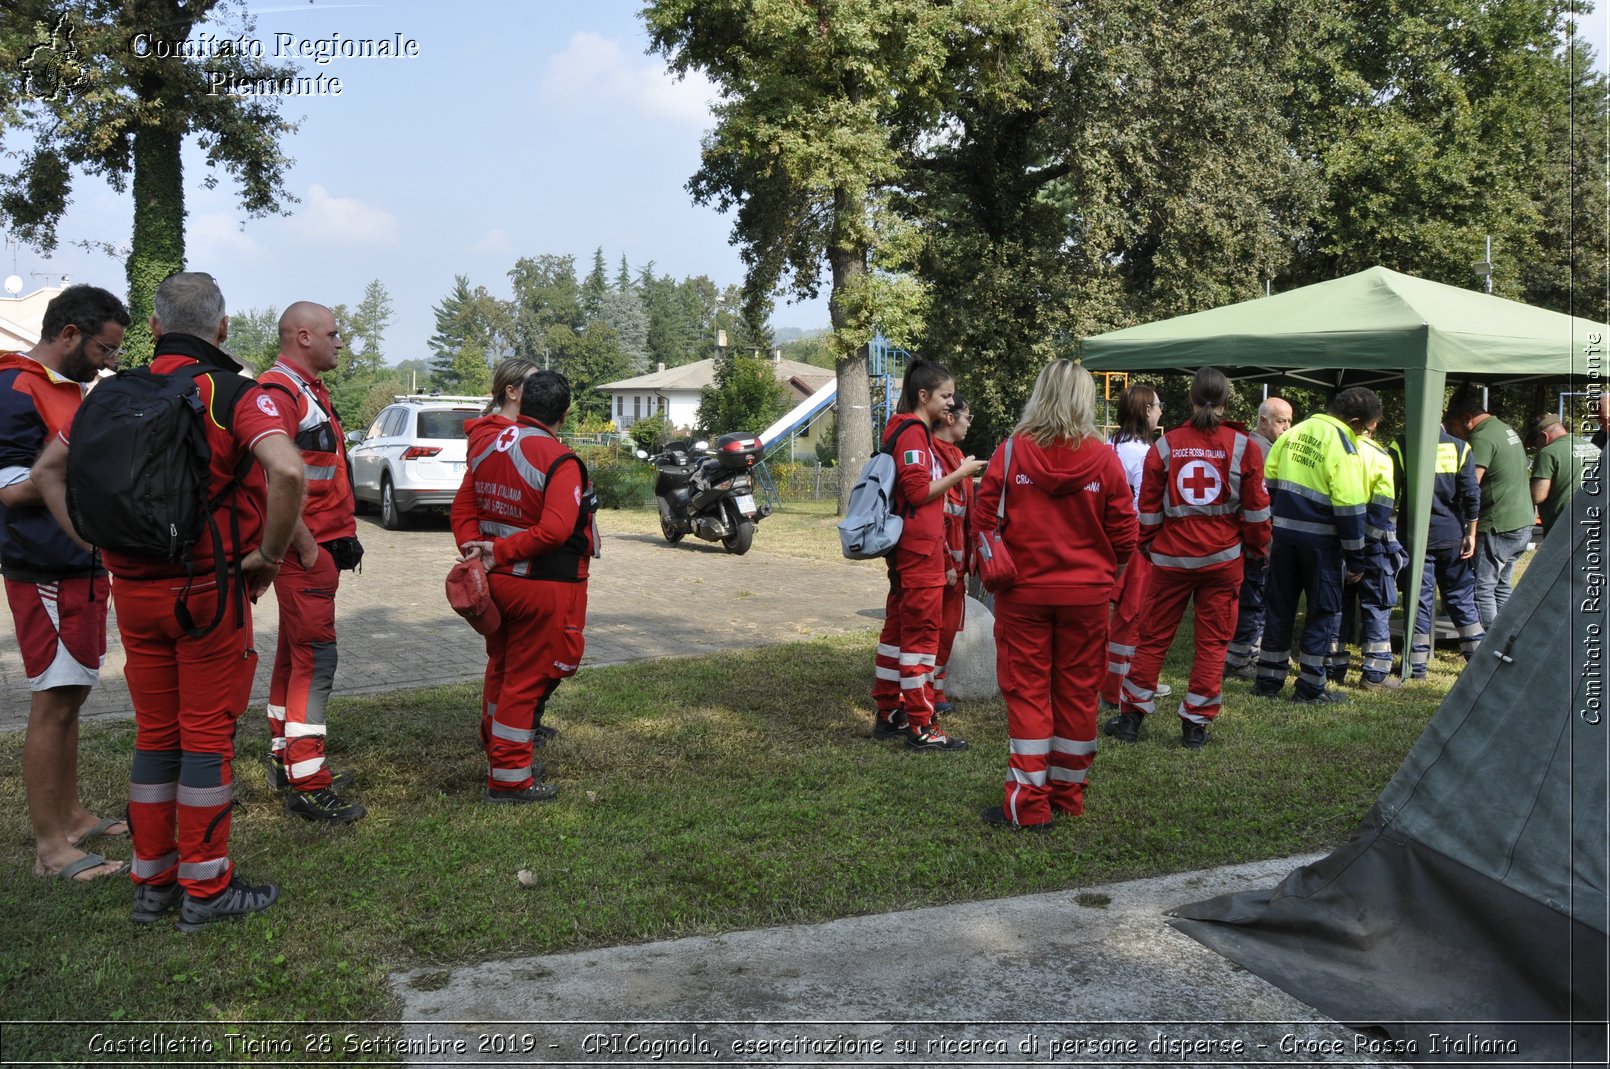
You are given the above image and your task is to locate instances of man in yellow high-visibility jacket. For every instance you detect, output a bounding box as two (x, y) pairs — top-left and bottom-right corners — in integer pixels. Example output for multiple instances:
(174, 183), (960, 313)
(1253, 387), (1380, 704)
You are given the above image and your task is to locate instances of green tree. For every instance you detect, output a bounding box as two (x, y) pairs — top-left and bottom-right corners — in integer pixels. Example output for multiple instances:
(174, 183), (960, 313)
(0, 0), (299, 364)
(647, 0), (1056, 512)
(598, 287), (651, 374)
(616, 253), (633, 292)
(449, 340), (492, 396)
(545, 320), (629, 422)
(581, 246), (609, 320)
(343, 279), (394, 381)
(226, 305), (280, 373)
(391, 358), (433, 394)
(351, 377), (408, 431)
(508, 254), (583, 361)
(428, 275), (511, 388)
(1285, 0), (1589, 299)
(696, 352), (788, 438)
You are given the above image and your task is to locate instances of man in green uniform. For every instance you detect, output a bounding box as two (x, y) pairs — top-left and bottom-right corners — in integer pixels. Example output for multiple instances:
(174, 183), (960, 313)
(1528, 413), (1598, 538)
(1446, 396), (1533, 628)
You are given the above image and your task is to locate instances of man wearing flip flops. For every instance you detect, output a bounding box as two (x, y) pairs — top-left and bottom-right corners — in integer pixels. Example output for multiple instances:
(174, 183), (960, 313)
(0, 285), (132, 882)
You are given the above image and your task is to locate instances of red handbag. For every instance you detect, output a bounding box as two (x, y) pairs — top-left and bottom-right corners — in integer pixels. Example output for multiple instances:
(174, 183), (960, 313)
(975, 437), (1018, 593)
(446, 557), (502, 636)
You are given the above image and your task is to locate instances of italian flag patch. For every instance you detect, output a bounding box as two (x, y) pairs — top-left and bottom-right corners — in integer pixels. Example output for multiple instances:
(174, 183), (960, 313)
(903, 449), (925, 465)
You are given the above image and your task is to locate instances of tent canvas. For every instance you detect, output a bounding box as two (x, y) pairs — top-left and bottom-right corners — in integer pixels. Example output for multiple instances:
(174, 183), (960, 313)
(1080, 266), (1609, 661)
(1167, 507), (1608, 1063)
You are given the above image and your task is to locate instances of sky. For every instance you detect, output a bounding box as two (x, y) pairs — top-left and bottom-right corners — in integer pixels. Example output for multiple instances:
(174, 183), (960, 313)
(3, 0), (1607, 364)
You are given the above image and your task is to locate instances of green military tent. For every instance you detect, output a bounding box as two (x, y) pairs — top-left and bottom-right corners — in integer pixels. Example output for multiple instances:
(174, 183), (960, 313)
(1080, 265), (1607, 660)
(1168, 510), (1606, 1064)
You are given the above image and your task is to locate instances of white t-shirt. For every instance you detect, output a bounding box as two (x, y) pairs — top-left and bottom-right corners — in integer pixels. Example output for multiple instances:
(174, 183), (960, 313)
(1110, 435), (1150, 509)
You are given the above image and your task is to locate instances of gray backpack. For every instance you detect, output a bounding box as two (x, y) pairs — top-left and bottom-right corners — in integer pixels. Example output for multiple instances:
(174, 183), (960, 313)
(839, 417), (928, 560)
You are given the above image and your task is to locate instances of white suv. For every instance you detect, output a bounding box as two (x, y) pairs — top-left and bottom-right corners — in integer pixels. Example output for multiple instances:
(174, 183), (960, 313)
(347, 395), (486, 529)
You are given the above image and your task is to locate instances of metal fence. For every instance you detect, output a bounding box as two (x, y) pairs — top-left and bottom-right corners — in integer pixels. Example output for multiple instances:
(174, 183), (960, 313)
(764, 462), (845, 503)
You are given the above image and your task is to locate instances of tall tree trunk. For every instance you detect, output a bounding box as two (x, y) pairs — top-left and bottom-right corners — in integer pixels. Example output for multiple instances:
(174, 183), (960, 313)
(125, 122), (185, 365)
(829, 199), (872, 516)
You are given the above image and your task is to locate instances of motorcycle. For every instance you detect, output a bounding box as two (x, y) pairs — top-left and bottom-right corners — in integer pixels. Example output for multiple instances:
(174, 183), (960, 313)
(637, 433), (770, 554)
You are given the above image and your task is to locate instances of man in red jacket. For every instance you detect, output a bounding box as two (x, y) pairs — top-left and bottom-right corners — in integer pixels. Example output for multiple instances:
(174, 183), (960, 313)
(453, 370), (599, 802)
(32, 271), (306, 930)
(258, 302), (365, 823)
(2, 285), (131, 882)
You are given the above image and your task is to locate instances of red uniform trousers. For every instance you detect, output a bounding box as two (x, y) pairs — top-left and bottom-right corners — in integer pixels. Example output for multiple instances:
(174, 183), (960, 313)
(1100, 554), (1152, 706)
(994, 596), (1106, 824)
(483, 574), (587, 790)
(267, 546), (340, 789)
(871, 543), (944, 728)
(1121, 561), (1241, 724)
(117, 578), (255, 898)
(933, 577), (965, 704)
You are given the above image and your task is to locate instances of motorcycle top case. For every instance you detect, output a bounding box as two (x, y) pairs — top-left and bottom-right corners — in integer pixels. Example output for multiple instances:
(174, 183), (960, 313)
(715, 433), (762, 470)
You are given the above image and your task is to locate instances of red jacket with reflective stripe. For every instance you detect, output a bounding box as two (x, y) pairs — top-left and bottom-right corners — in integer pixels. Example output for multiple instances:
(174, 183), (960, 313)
(1138, 420), (1270, 571)
(934, 438), (971, 575)
(451, 414), (593, 581)
(258, 358), (356, 543)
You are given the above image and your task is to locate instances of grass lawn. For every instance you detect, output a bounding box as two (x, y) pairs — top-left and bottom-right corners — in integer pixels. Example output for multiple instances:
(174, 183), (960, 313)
(0, 601), (1465, 1061)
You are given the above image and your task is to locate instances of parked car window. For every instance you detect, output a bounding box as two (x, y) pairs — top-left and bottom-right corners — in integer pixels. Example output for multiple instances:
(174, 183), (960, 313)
(382, 407), (408, 437)
(366, 408), (394, 440)
(417, 410), (474, 439)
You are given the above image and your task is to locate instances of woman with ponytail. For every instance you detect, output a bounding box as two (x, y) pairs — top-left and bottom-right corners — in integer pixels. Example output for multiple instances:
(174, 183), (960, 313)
(870, 359), (985, 751)
(1106, 367), (1270, 750)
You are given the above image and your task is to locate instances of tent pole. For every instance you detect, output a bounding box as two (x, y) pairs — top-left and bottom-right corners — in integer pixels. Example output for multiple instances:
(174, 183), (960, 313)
(1399, 367), (1446, 680)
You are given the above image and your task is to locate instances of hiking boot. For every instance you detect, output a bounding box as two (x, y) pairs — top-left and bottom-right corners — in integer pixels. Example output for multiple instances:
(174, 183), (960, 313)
(284, 787), (367, 824)
(980, 805), (1052, 832)
(484, 782), (560, 804)
(1292, 688), (1350, 706)
(176, 876), (280, 933)
(1358, 673), (1403, 692)
(1180, 720), (1210, 749)
(871, 710), (909, 740)
(131, 881), (182, 925)
(534, 724), (559, 749)
(932, 699), (954, 715)
(905, 723), (969, 752)
(1223, 662), (1257, 681)
(1103, 711), (1143, 743)
(268, 756), (353, 792)
(1251, 684), (1284, 699)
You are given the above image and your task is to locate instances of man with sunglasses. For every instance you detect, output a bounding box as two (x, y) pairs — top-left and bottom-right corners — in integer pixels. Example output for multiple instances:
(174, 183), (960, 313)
(0, 285), (132, 882)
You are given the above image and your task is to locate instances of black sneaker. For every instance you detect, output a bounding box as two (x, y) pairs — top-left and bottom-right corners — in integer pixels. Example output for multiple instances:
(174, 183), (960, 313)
(905, 723), (968, 752)
(1180, 720), (1210, 749)
(284, 787), (367, 824)
(932, 699), (954, 715)
(980, 805), (1052, 832)
(131, 881), (182, 925)
(268, 756), (354, 792)
(1292, 689), (1350, 706)
(484, 782), (560, 804)
(176, 877), (280, 933)
(1251, 684), (1284, 699)
(1103, 711), (1143, 743)
(871, 710), (908, 740)
(534, 724), (559, 749)
(1223, 662), (1257, 681)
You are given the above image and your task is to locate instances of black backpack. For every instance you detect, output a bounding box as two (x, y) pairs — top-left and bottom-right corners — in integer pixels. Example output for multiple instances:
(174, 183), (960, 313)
(66, 363), (254, 635)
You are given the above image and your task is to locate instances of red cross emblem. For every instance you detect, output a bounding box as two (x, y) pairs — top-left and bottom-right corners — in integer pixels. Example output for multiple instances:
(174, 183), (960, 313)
(1176, 460), (1222, 505)
(495, 425), (520, 452)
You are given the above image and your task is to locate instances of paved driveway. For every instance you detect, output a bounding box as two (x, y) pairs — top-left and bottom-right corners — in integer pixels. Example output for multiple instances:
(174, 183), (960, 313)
(0, 515), (886, 731)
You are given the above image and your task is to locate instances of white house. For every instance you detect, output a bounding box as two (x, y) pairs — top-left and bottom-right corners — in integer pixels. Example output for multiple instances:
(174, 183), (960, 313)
(600, 355), (834, 451)
(0, 284), (65, 351)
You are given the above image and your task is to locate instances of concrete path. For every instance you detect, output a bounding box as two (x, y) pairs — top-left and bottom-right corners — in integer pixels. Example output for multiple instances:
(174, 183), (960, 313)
(0, 514), (887, 731)
(390, 853), (1386, 1069)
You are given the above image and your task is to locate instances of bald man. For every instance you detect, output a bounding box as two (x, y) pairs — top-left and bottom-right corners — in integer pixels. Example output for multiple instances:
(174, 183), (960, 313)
(257, 303), (366, 823)
(1225, 396), (1292, 678)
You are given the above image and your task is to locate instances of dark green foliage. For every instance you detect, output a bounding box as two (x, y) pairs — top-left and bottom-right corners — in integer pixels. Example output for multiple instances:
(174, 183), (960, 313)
(696, 352), (788, 438)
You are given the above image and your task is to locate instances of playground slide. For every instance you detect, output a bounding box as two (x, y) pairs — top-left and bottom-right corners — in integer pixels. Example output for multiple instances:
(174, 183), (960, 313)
(759, 378), (837, 449)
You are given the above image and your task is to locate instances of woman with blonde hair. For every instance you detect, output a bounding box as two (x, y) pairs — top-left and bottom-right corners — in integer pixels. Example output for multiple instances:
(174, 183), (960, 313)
(973, 360), (1137, 829)
(484, 358), (541, 419)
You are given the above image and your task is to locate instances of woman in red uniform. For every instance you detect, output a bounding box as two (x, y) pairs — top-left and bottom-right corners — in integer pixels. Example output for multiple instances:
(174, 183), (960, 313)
(1099, 385), (1162, 713)
(974, 360), (1137, 829)
(870, 359), (984, 751)
(931, 394), (974, 716)
(1112, 367), (1269, 749)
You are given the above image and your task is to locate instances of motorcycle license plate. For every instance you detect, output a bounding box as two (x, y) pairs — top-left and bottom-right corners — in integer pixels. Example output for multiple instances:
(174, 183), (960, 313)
(735, 494), (756, 515)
